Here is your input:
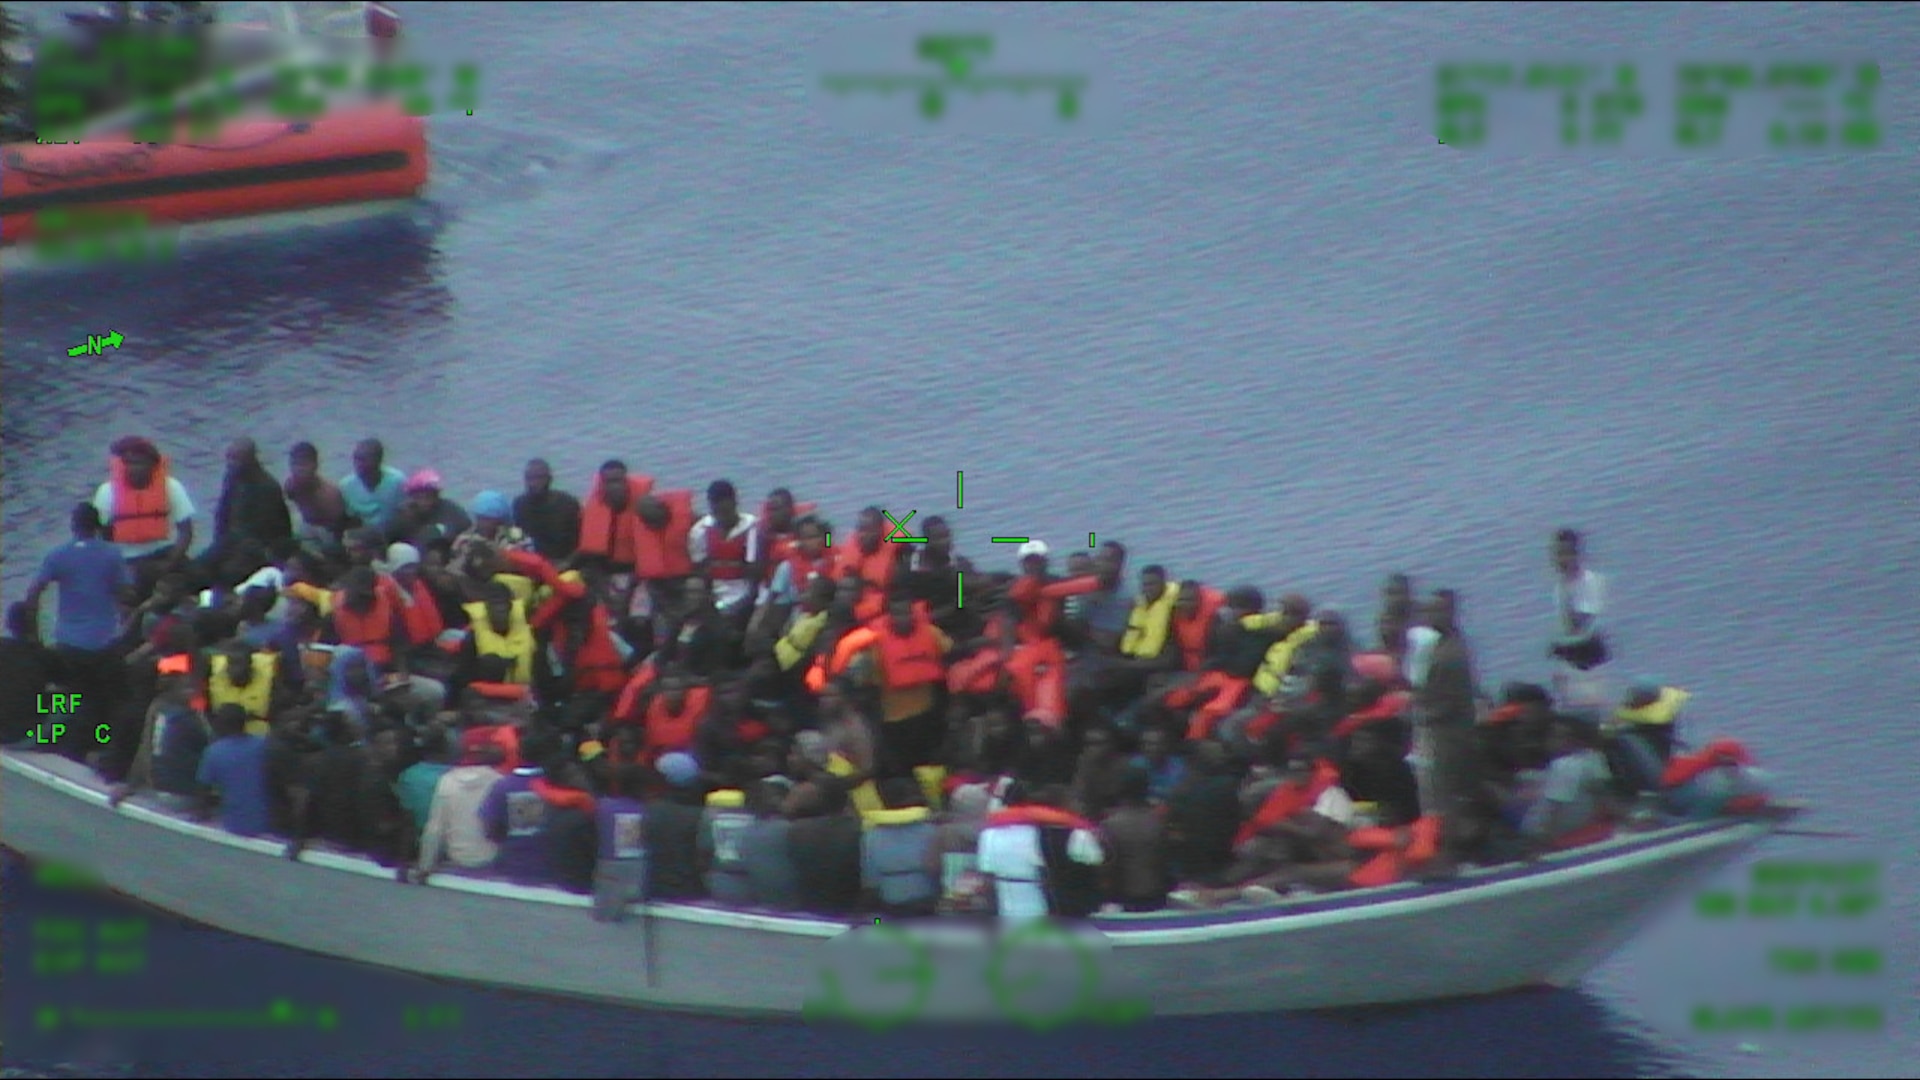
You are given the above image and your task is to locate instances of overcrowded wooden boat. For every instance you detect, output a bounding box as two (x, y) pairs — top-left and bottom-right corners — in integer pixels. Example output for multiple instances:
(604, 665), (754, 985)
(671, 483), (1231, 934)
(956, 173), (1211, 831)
(0, 748), (1800, 1022)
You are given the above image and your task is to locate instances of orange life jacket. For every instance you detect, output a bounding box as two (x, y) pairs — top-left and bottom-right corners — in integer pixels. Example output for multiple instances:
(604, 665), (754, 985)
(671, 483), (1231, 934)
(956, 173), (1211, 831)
(610, 658), (659, 726)
(804, 626), (877, 694)
(1236, 759), (1342, 847)
(835, 541), (900, 621)
(1173, 586), (1225, 671)
(1006, 637), (1067, 727)
(330, 588), (398, 666)
(759, 499), (819, 580)
(464, 723), (522, 774)
(1009, 574), (1100, 642)
(778, 548), (836, 599)
(644, 686), (710, 759)
(987, 805), (1096, 831)
(577, 474), (655, 565)
(875, 607), (945, 690)
(106, 454), (175, 545)
(634, 488), (695, 581)
(1177, 670), (1250, 741)
(472, 682), (532, 703)
(1348, 815), (1442, 888)
(395, 576), (443, 647)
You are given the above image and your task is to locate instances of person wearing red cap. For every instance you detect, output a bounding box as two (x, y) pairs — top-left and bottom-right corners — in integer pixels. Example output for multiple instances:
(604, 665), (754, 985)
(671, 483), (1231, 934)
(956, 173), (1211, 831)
(93, 436), (196, 577)
(414, 735), (508, 881)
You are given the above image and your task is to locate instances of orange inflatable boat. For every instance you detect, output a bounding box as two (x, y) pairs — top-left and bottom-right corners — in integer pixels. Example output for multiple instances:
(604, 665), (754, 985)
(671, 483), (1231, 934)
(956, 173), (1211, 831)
(0, 102), (430, 247)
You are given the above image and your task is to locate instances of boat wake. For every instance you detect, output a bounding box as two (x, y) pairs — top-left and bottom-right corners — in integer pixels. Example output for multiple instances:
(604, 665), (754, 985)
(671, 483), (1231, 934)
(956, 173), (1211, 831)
(422, 118), (628, 216)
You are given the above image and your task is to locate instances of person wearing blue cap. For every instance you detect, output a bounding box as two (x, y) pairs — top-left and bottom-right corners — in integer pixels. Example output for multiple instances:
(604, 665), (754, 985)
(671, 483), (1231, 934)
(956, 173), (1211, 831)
(451, 488), (534, 567)
(643, 752), (709, 901)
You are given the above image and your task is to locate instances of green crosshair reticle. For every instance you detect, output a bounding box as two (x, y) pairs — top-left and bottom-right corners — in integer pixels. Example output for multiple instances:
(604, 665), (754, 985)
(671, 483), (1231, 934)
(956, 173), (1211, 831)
(883, 509), (922, 543)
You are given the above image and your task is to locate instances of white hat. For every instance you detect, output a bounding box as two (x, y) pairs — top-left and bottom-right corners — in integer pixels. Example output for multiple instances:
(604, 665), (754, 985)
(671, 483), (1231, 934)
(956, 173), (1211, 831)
(1018, 540), (1050, 560)
(377, 542), (421, 573)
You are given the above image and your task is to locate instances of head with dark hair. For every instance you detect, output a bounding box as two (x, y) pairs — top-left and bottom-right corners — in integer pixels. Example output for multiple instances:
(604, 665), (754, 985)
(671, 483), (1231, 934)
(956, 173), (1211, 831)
(518, 729), (562, 774)
(211, 703), (250, 738)
(1116, 766), (1152, 807)
(1094, 540), (1127, 586)
(1552, 528), (1585, 575)
(71, 502), (104, 538)
(878, 777), (924, 810)
(814, 774), (850, 817)
(286, 443), (321, 490)
(1226, 585), (1265, 615)
(1139, 563), (1169, 603)
(706, 479), (738, 525)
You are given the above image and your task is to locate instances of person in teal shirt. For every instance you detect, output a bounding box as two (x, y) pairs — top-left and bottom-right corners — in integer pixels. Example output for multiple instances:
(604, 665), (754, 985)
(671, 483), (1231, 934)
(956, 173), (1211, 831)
(339, 438), (408, 538)
(395, 726), (457, 833)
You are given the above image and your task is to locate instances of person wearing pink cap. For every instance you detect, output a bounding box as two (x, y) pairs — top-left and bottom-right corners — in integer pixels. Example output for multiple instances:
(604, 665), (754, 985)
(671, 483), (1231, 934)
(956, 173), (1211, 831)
(392, 469), (472, 551)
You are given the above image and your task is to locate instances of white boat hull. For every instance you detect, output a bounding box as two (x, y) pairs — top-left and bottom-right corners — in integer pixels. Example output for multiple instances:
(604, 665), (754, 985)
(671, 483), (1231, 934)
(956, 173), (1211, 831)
(0, 750), (1783, 1020)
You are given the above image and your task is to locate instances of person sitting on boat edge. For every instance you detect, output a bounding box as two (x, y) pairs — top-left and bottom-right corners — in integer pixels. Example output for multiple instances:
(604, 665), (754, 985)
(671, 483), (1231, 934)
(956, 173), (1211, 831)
(1548, 528), (1610, 703)
(339, 438), (408, 540)
(414, 732), (507, 882)
(1661, 738), (1773, 821)
(976, 781), (1105, 922)
(202, 437), (293, 580)
(1101, 766), (1171, 913)
(451, 489), (533, 568)
(391, 469), (472, 553)
(94, 436), (196, 592)
(592, 762), (650, 922)
(478, 728), (567, 887)
(699, 769), (756, 904)
(284, 441), (350, 554)
(788, 775), (864, 916)
(110, 664), (210, 814)
(194, 703), (273, 838)
(862, 777), (940, 919)
(642, 752), (709, 902)
(1170, 748), (1351, 908)
(1521, 715), (1618, 856)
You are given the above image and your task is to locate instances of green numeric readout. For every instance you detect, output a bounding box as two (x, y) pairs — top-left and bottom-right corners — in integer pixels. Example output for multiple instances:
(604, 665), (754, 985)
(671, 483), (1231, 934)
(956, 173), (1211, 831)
(1435, 56), (1881, 153)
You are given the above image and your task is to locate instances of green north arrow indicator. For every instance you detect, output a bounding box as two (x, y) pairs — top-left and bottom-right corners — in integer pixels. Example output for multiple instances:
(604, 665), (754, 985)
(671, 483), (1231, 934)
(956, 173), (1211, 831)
(67, 330), (126, 357)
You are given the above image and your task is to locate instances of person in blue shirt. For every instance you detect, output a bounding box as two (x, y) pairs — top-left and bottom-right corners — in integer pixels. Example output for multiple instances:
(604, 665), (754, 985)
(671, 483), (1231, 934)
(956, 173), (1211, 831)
(24, 503), (131, 762)
(338, 438), (408, 539)
(195, 704), (273, 838)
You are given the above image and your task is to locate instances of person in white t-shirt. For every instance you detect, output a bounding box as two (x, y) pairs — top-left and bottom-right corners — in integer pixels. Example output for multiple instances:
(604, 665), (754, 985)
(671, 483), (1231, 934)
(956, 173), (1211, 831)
(1549, 528), (1610, 708)
(975, 787), (1104, 922)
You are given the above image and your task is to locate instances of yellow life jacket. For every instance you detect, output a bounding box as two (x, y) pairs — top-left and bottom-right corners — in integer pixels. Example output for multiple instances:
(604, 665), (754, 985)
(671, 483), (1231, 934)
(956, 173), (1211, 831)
(462, 600), (535, 684)
(704, 788), (746, 808)
(914, 763), (947, 812)
(1252, 621), (1320, 697)
(827, 751), (885, 820)
(493, 571), (550, 609)
(284, 581), (333, 617)
(209, 651), (276, 736)
(1617, 686), (1690, 726)
(1120, 585), (1179, 660)
(775, 610), (830, 672)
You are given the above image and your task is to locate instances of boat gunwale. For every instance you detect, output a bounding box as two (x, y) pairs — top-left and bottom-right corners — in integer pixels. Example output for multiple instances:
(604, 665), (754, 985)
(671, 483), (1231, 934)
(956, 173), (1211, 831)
(1, 749), (1794, 946)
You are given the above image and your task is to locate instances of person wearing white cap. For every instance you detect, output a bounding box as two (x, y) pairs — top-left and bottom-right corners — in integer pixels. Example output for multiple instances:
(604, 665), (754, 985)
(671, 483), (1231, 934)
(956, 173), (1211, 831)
(377, 542), (462, 681)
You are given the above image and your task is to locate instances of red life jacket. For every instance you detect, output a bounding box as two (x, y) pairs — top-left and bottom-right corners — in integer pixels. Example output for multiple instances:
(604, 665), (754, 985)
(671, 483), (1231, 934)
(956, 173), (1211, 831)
(1348, 815), (1442, 888)
(781, 549), (836, 598)
(462, 724), (522, 774)
(396, 576), (443, 647)
(106, 454), (175, 545)
(634, 489), (695, 581)
(330, 588), (398, 666)
(1330, 690), (1413, 739)
(531, 776), (596, 815)
(552, 607), (627, 694)
(1235, 760), (1342, 847)
(876, 608), (945, 690)
(700, 520), (754, 581)
(987, 805), (1096, 832)
(1172, 586), (1224, 671)
(609, 658), (659, 726)
(577, 474), (654, 565)
(1662, 738), (1755, 788)
(644, 686), (710, 759)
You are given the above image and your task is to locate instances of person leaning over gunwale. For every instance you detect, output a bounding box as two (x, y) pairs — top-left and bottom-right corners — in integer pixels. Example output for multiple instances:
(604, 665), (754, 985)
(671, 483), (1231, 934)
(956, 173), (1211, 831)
(58, 435), (1777, 917)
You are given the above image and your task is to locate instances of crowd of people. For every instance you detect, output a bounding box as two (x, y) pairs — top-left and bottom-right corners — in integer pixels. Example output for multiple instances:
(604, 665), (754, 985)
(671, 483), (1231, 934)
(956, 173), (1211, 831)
(4, 434), (1776, 923)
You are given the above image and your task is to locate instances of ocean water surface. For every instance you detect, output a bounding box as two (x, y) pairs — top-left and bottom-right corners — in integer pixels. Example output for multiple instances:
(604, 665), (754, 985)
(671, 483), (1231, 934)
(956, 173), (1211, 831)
(3, 2), (1915, 1077)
